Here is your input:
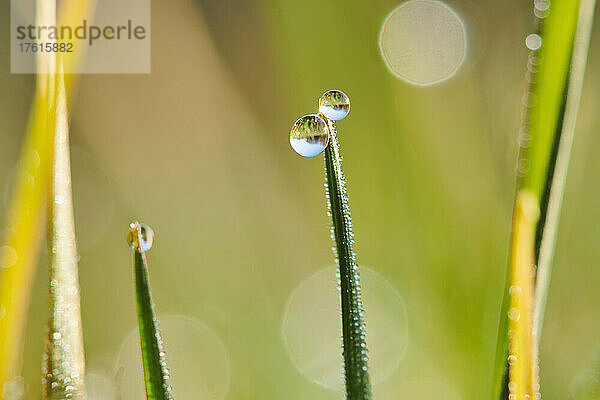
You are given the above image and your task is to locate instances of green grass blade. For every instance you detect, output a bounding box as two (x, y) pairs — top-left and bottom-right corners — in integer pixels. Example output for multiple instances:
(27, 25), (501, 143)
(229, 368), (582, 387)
(129, 222), (174, 400)
(492, 0), (594, 398)
(324, 120), (371, 400)
(533, 0), (596, 349)
(42, 64), (86, 399)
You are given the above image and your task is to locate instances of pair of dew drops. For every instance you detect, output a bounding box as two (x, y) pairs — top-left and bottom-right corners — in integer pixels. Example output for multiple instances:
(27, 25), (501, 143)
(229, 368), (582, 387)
(125, 91), (350, 250)
(290, 90), (350, 158)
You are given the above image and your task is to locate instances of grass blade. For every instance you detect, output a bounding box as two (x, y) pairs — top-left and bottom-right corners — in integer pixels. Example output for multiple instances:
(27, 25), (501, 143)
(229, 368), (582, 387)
(324, 119), (371, 399)
(492, 0), (594, 398)
(0, 79), (55, 395)
(0, 0), (58, 388)
(506, 192), (539, 400)
(533, 0), (596, 348)
(128, 222), (173, 400)
(0, 0), (93, 391)
(42, 63), (86, 399)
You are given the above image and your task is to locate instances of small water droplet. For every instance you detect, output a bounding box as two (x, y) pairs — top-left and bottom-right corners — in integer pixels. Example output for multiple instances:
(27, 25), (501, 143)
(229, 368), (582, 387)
(525, 33), (542, 51)
(318, 90), (350, 121)
(289, 114), (330, 157)
(508, 285), (522, 296)
(508, 308), (520, 321)
(127, 222), (155, 252)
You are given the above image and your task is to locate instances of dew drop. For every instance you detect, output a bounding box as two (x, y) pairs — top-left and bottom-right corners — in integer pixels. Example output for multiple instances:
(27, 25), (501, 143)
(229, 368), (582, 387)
(525, 33), (542, 51)
(127, 222), (155, 252)
(318, 90), (350, 121)
(289, 114), (330, 157)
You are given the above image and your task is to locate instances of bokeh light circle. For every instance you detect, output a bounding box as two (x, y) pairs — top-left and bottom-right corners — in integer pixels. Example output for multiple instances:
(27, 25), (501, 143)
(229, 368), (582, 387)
(281, 266), (408, 391)
(379, 1), (467, 86)
(115, 314), (230, 399)
(377, 379), (463, 400)
(86, 370), (118, 400)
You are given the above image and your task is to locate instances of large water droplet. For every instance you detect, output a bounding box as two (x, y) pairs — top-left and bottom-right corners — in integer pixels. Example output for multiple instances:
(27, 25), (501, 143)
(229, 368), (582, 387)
(289, 114), (330, 157)
(127, 222), (154, 252)
(319, 90), (350, 121)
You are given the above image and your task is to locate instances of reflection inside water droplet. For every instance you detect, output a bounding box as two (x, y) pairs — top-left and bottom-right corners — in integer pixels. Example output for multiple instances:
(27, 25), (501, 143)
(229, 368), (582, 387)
(281, 266), (408, 391)
(319, 90), (350, 121)
(289, 114), (330, 157)
(127, 222), (154, 252)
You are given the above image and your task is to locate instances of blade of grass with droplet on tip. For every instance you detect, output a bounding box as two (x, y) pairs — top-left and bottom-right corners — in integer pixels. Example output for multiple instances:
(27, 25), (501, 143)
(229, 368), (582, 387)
(491, 0), (595, 398)
(129, 222), (174, 400)
(324, 119), (372, 400)
(42, 61), (87, 400)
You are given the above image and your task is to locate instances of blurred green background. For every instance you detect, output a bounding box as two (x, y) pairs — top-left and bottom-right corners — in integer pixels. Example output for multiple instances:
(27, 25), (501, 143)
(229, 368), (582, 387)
(1, 0), (600, 399)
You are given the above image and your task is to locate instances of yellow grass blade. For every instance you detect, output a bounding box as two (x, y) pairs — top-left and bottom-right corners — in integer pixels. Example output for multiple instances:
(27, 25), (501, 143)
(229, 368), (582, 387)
(0, 0), (94, 393)
(507, 191), (539, 400)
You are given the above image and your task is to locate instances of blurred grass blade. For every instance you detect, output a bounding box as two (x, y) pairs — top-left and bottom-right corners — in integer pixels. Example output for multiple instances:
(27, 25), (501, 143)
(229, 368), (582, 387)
(0, 0), (58, 390)
(506, 192), (539, 399)
(573, 351), (600, 400)
(492, 0), (594, 398)
(128, 222), (174, 400)
(42, 62), (87, 400)
(533, 0), (596, 347)
(324, 119), (371, 400)
(0, 0), (94, 392)
(0, 79), (55, 396)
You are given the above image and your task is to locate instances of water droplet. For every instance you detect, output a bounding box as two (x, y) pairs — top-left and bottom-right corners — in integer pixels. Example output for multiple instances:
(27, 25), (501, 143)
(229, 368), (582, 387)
(127, 222), (155, 252)
(319, 90), (350, 121)
(508, 285), (522, 296)
(508, 308), (520, 321)
(289, 114), (330, 157)
(525, 33), (542, 51)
